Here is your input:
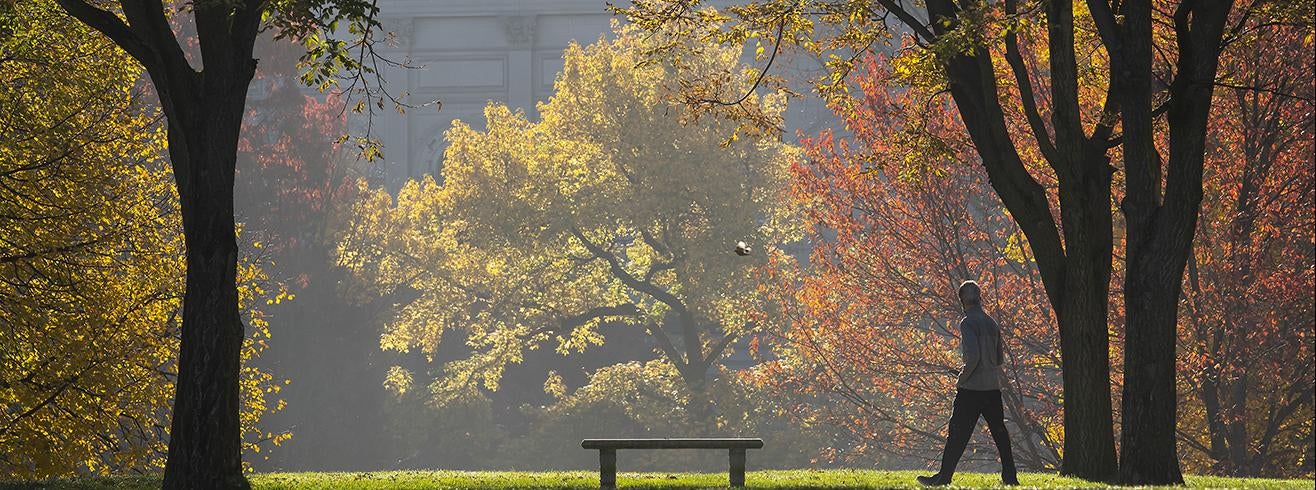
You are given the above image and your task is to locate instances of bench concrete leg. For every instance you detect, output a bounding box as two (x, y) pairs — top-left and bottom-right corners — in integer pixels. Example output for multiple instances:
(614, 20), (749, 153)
(599, 449), (617, 489)
(729, 448), (746, 487)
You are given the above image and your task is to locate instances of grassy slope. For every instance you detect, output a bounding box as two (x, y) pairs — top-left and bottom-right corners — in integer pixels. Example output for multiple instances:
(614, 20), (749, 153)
(4, 471), (1313, 489)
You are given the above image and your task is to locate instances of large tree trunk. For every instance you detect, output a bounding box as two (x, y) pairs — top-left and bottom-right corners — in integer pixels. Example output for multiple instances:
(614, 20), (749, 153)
(163, 165), (248, 489)
(947, 89), (1120, 481)
(921, 0), (1121, 478)
(52, 0), (263, 484)
(1119, 252), (1187, 484)
(1116, 0), (1231, 484)
(1053, 149), (1119, 480)
(53, 1), (270, 486)
(924, 0), (1120, 475)
(159, 57), (258, 490)
(1039, 1), (1120, 476)
(1051, 280), (1118, 479)
(1115, 4), (1183, 481)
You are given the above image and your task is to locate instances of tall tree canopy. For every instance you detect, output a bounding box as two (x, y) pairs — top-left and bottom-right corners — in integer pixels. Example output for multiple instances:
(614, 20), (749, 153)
(0, 0), (287, 477)
(747, 56), (1069, 471)
(45, 0), (389, 485)
(338, 26), (800, 420)
(749, 24), (1312, 477)
(617, 0), (1297, 482)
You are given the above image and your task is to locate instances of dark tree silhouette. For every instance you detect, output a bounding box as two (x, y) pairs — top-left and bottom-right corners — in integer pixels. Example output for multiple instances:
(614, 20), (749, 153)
(51, 0), (389, 486)
(616, 0), (1276, 483)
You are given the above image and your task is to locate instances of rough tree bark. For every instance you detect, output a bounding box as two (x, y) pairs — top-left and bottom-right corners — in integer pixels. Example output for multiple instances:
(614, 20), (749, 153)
(1111, 0), (1233, 483)
(159, 65), (256, 490)
(54, 0), (262, 487)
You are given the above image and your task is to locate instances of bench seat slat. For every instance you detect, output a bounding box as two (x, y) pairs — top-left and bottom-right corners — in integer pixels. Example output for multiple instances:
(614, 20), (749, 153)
(581, 438), (764, 450)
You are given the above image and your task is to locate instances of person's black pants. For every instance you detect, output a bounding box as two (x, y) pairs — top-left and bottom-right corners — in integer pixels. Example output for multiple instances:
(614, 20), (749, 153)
(935, 388), (1017, 481)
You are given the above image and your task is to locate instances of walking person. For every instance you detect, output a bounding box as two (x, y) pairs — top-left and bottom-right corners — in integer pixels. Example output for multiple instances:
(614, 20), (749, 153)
(918, 280), (1020, 486)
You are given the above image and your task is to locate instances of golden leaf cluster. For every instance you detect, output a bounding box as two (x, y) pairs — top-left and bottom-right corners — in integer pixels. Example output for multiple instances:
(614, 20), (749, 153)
(1, 1), (287, 477)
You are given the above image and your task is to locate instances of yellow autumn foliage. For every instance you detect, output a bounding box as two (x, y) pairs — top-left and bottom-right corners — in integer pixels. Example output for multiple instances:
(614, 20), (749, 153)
(1, 0), (286, 478)
(338, 24), (801, 407)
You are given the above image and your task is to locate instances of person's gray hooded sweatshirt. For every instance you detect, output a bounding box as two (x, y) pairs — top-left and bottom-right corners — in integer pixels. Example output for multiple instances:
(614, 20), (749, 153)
(956, 305), (1006, 391)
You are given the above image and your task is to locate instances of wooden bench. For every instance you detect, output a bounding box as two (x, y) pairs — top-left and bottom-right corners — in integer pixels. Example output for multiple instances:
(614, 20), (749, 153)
(581, 438), (764, 488)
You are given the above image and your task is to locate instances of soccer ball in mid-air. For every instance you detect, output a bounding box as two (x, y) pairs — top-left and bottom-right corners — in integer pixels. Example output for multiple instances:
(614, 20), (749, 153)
(734, 241), (752, 256)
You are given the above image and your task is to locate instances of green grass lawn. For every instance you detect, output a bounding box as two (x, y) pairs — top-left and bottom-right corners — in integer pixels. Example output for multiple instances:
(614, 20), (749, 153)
(5, 470), (1313, 489)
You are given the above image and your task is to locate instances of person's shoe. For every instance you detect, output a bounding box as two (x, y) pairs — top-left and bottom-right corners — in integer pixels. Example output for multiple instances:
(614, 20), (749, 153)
(917, 474), (950, 486)
(1002, 474), (1021, 486)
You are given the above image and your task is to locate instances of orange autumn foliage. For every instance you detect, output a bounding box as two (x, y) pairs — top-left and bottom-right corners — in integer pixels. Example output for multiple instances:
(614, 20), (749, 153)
(748, 58), (1067, 471)
(752, 22), (1313, 476)
(1176, 24), (1315, 477)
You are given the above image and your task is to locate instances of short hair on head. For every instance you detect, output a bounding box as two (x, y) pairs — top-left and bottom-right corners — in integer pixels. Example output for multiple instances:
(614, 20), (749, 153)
(958, 280), (982, 307)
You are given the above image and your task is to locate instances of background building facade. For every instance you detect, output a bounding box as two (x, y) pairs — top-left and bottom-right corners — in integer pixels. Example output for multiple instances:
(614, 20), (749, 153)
(363, 0), (832, 191)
